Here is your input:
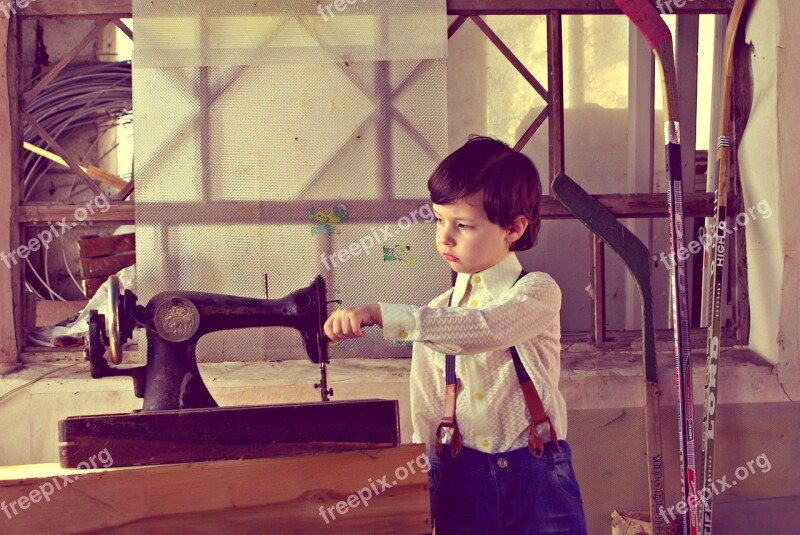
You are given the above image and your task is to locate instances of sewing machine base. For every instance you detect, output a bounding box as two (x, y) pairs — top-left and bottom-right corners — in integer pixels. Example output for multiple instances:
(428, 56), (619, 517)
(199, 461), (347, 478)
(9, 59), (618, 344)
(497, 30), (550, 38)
(59, 399), (399, 468)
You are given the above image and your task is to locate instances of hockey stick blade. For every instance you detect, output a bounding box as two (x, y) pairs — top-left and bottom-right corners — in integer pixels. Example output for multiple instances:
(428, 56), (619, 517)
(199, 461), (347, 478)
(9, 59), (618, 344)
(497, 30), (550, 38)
(553, 173), (666, 535)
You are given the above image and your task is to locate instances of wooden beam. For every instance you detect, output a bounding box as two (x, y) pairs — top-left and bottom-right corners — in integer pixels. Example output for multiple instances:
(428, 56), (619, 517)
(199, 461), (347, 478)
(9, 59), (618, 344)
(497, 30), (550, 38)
(20, 1), (131, 17)
(625, 25), (655, 332)
(590, 235), (606, 343)
(447, 0), (733, 15)
(78, 232), (135, 258)
(15, 192), (720, 225)
(0, 15), (21, 367)
(547, 10), (565, 186)
(18, 0), (733, 18)
(18, 202), (135, 224)
(471, 15), (548, 101)
(60, 400), (401, 468)
(514, 106), (548, 152)
(0, 445), (430, 533)
(24, 112), (105, 197)
(731, 19), (752, 345)
(24, 19), (112, 105)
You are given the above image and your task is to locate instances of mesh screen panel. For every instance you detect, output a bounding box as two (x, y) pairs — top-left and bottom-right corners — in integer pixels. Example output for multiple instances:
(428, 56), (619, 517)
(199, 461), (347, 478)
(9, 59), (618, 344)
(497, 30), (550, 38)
(133, 0), (449, 361)
(134, 0), (447, 67)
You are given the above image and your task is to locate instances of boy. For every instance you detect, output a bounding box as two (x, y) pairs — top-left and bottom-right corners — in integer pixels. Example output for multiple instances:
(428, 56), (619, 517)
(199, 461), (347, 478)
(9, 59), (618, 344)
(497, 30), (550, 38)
(324, 136), (588, 534)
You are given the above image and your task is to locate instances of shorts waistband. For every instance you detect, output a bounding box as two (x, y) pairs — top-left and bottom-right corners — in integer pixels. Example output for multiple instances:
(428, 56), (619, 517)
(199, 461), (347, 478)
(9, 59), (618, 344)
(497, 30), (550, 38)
(435, 440), (572, 474)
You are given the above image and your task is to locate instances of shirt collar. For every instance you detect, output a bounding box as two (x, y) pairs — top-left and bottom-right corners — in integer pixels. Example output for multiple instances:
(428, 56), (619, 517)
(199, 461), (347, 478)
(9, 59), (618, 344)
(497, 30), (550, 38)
(451, 253), (523, 305)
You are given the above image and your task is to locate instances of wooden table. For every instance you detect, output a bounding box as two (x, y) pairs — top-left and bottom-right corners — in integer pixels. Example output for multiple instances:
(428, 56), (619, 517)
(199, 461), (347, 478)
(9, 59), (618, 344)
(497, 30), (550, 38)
(0, 444), (431, 534)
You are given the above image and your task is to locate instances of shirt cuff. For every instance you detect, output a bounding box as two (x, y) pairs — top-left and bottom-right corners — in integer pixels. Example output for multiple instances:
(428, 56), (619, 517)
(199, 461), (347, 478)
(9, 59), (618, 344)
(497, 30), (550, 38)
(379, 303), (418, 341)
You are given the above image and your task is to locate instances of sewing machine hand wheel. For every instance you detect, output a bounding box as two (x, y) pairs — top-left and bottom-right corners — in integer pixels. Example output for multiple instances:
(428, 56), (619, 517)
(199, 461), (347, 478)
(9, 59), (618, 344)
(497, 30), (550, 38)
(106, 275), (124, 364)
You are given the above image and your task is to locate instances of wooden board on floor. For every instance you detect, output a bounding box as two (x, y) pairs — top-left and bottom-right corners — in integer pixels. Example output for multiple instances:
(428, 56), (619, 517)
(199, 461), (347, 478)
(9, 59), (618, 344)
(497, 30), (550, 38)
(0, 444), (431, 534)
(60, 399), (401, 468)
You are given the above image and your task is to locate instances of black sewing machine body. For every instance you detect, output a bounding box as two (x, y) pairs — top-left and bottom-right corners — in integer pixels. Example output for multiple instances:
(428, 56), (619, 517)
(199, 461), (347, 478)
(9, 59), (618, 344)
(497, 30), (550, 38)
(86, 276), (333, 410)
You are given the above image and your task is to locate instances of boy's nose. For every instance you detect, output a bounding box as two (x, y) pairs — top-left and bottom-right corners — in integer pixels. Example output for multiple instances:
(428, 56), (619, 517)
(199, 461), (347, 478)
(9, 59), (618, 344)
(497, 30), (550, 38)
(438, 230), (455, 246)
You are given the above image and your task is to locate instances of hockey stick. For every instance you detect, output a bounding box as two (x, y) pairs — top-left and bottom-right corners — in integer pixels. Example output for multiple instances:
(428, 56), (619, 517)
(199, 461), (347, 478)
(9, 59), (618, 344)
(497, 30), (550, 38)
(699, 2), (748, 533)
(611, 2), (697, 533)
(553, 173), (667, 535)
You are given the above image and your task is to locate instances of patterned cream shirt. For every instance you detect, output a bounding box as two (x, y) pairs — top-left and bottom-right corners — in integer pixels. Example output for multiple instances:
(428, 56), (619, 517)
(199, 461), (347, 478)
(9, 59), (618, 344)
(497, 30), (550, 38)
(380, 252), (567, 455)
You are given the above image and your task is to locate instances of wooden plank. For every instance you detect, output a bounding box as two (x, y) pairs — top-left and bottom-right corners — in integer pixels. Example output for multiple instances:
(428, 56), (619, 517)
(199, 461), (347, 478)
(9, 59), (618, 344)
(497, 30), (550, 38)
(24, 112), (104, 197)
(0, 15), (21, 366)
(60, 399), (401, 468)
(590, 234), (606, 343)
(471, 15), (548, 101)
(17, 193), (719, 226)
(547, 11), (565, 188)
(18, 0), (732, 17)
(20, 0), (131, 17)
(448, 14), (468, 38)
(731, 20), (751, 345)
(24, 20), (112, 105)
(18, 202), (134, 223)
(561, 326), (739, 351)
(514, 107), (548, 151)
(625, 25), (655, 332)
(82, 277), (105, 299)
(0, 445), (430, 534)
(114, 175), (134, 200)
(23, 141), (128, 190)
(0, 11), (13, 365)
(78, 232), (135, 259)
(446, 0), (733, 14)
(35, 299), (88, 327)
(78, 251), (135, 278)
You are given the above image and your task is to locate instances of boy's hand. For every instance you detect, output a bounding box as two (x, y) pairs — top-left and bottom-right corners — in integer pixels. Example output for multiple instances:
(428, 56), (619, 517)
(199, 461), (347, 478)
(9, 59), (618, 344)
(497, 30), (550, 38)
(324, 304), (383, 343)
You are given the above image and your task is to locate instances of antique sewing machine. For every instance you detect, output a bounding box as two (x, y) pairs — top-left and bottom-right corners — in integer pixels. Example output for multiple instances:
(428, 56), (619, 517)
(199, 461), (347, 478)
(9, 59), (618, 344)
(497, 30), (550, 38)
(59, 275), (400, 468)
(85, 275), (334, 408)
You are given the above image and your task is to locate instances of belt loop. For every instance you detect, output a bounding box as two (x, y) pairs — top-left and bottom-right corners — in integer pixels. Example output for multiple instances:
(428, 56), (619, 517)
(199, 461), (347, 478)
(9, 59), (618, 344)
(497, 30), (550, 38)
(546, 446), (555, 469)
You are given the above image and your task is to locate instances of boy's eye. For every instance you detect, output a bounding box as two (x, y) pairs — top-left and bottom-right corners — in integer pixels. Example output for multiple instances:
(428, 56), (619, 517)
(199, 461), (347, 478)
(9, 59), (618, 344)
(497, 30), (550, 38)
(458, 223), (473, 229)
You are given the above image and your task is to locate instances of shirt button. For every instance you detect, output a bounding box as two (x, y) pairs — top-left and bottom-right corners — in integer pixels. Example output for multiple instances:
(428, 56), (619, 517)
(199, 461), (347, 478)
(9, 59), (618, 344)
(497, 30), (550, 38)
(399, 330), (408, 339)
(482, 439), (490, 448)
(474, 392), (484, 401)
(497, 458), (508, 468)
(473, 275), (482, 284)
(469, 299), (479, 307)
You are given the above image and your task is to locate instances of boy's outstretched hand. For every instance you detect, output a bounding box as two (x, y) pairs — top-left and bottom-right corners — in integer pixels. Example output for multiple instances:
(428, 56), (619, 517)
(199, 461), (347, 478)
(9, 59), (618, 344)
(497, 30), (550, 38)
(324, 304), (383, 343)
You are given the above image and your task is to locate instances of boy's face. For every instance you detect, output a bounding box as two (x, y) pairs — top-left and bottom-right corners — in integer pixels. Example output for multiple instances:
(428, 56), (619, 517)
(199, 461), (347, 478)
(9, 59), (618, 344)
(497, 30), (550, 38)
(433, 192), (516, 274)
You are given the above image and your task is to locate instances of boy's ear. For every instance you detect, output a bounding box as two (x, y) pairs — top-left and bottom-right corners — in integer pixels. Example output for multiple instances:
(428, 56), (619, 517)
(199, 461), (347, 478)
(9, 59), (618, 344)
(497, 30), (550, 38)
(506, 215), (529, 244)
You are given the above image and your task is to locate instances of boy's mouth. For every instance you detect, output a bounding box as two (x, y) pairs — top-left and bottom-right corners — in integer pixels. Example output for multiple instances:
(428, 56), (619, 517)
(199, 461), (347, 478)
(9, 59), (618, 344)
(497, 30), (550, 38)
(442, 253), (459, 262)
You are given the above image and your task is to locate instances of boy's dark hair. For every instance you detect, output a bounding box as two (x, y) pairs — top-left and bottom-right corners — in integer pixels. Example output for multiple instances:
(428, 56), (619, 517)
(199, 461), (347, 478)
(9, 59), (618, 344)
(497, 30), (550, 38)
(427, 135), (542, 251)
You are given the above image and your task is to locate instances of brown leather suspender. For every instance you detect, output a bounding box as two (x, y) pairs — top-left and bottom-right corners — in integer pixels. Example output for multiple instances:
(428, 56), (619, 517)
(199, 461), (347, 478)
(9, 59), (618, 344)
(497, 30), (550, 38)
(434, 270), (561, 459)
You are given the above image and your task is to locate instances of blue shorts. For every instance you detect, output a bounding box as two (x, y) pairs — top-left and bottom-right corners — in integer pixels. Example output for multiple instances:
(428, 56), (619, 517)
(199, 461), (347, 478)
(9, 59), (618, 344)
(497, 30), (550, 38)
(429, 440), (588, 535)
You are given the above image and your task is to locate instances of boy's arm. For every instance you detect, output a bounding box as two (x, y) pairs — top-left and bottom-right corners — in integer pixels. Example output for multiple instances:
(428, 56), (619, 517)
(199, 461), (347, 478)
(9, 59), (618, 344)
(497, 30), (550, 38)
(381, 274), (560, 355)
